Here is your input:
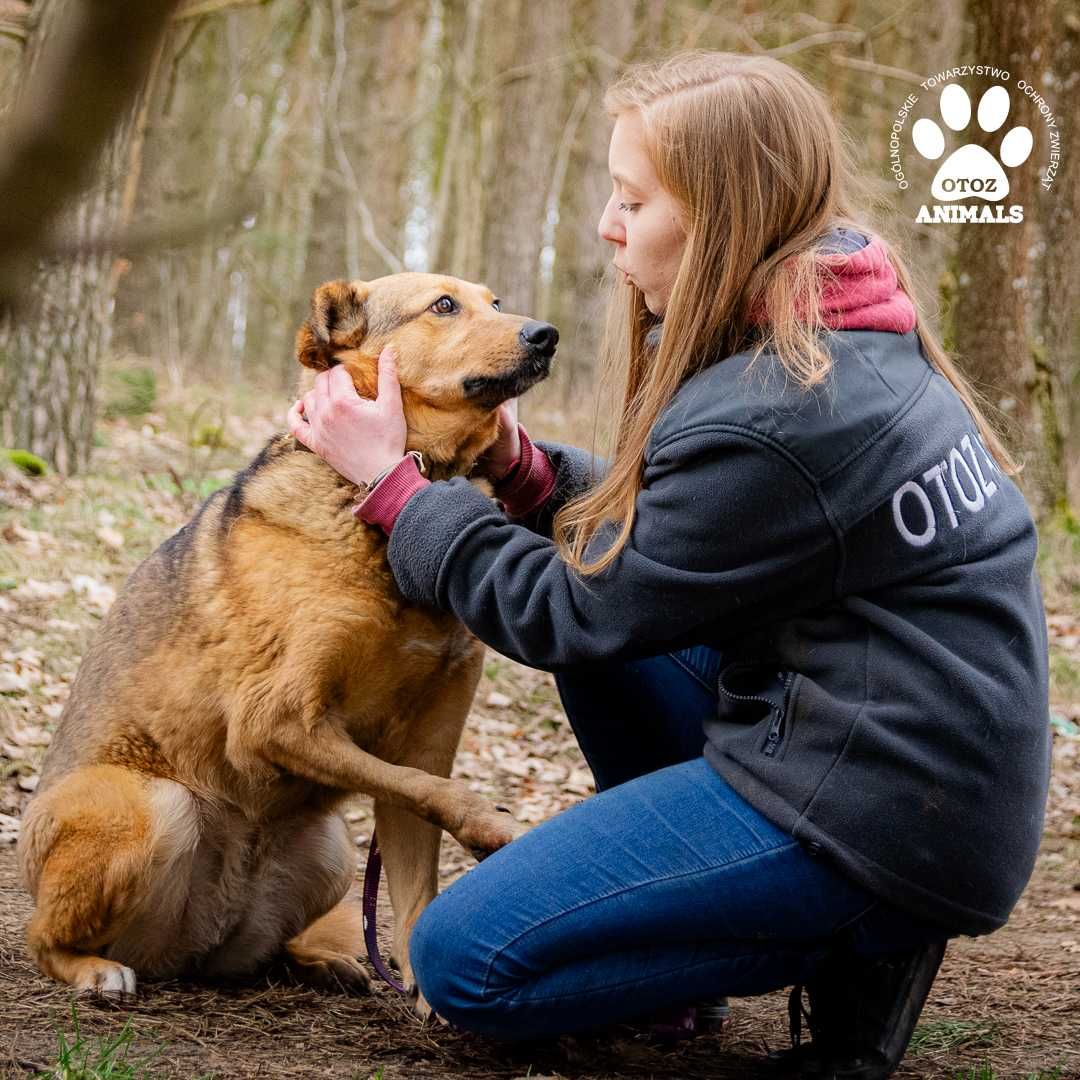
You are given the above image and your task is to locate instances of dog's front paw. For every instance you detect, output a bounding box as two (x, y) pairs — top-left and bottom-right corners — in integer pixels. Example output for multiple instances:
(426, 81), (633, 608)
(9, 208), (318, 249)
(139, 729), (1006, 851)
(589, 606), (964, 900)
(460, 806), (527, 861)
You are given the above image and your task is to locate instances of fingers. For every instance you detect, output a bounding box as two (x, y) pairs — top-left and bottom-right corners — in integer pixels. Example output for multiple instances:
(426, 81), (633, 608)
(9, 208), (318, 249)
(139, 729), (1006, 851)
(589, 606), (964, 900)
(302, 386), (318, 426)
(286, 399), (311, 446)
(314, 366), (334, 412)
(327, 361), (358, 405)
(376, 347), (400, 411)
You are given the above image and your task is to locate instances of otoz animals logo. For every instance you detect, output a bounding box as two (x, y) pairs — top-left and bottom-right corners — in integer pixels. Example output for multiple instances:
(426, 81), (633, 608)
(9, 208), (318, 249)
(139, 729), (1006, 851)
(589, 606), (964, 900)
(912, 85), (1032, 208)
(888, 65), (1062, 225)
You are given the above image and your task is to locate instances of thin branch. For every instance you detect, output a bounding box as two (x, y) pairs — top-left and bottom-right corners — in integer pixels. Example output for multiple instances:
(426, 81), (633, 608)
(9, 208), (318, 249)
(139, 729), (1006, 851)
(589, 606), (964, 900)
(765, 29), (868, 59)
(828, 53), (926, 87)
(538, 86), (591, 319)
(162, 16), (207, 117)
(174, 0), (271, 20)
(36, 196), (261, 259)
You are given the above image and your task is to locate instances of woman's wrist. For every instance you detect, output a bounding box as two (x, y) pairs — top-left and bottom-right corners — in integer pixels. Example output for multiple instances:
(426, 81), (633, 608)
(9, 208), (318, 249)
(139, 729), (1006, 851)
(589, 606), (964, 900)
(353, 453), (431, 535)
(354, 430), (556, 535)
(493, 425), (556, 518)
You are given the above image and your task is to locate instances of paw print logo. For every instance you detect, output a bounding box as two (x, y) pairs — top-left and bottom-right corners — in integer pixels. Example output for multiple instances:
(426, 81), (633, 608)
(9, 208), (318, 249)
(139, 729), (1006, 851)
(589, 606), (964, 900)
(912, 84), (1033, 202)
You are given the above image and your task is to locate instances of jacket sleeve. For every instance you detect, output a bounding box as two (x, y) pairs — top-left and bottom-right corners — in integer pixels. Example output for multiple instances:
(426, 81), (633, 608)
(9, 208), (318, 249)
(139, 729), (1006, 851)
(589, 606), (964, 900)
(385, 429), (840, 671)
(508, 439), (606, 538)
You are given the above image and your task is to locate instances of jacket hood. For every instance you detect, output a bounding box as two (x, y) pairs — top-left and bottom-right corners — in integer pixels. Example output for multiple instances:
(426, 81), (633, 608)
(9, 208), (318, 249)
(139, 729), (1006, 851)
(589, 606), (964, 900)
(813, 228), (917, 333)
(643, 228), (917, 351)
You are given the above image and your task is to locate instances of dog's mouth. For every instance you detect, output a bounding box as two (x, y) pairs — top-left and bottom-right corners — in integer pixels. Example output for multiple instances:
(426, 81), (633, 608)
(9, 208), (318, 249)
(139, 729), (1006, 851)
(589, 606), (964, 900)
(461, 354), (553, 410)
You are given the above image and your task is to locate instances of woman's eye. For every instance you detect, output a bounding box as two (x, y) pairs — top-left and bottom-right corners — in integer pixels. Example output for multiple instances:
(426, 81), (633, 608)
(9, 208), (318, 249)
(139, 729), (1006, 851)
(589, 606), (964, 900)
(617, 201), (639, 214)
(431, 295), (457, 315)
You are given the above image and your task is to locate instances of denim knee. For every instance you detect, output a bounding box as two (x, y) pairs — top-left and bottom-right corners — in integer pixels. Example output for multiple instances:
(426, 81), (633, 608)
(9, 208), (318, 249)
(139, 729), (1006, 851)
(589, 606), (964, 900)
(408, 893), (509, 1035)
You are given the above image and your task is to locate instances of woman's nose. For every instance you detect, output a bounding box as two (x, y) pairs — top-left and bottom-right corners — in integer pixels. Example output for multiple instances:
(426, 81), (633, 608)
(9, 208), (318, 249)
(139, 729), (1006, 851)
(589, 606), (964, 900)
(597, 196), (625, 245)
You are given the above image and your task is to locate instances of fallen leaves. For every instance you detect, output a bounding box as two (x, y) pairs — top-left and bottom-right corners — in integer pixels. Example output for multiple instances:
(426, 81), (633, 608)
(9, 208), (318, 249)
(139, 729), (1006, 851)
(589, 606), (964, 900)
(0, 812), (17, 844)
(70, 574), (116, 615)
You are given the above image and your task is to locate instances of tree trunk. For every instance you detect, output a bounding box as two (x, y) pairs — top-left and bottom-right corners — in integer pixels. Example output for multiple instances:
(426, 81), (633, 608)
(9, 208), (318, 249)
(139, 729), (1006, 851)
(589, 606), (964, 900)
(951, 0), (1053, 512)
(1030, 4), (1079, 521)
(0, 0), (166, 473)
(479, 0), (572, 316)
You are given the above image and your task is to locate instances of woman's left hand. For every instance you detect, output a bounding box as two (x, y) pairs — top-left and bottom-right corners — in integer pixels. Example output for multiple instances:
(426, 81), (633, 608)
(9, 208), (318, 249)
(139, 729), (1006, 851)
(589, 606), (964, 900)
(287, 347), (407, 488)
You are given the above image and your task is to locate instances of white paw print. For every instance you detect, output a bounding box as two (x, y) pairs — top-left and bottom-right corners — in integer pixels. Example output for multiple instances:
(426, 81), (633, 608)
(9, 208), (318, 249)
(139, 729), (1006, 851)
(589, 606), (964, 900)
(912, 84), (1033, 202)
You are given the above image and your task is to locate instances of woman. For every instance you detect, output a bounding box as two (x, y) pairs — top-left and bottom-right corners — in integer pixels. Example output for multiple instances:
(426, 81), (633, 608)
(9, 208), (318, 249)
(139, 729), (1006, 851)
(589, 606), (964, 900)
(288, 52), (1050, 1077)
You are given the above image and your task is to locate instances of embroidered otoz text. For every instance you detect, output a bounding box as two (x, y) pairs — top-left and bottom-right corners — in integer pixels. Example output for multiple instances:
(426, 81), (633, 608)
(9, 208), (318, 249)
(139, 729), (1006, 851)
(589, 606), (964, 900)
(891, 432), (1000, 548)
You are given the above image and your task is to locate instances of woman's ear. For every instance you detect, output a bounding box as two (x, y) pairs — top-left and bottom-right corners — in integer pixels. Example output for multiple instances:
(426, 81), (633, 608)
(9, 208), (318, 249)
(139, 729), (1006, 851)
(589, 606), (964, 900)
(295, 279), (370, 371)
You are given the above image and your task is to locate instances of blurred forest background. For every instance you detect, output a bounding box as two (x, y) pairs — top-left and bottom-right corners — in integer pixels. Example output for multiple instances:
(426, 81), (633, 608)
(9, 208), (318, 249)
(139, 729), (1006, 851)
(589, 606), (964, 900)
(0, 0), (1076, 519)
(0, 5), (1079, 1075)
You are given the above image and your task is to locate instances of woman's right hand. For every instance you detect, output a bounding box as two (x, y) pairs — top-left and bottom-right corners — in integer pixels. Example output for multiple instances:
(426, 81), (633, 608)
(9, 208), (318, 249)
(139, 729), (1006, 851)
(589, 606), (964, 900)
(474, 398), (522, 482)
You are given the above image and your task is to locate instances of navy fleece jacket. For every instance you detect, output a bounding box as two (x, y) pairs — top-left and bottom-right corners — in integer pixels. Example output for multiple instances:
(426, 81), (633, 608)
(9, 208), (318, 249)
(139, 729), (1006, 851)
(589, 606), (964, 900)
(379, 229), (1052, 937)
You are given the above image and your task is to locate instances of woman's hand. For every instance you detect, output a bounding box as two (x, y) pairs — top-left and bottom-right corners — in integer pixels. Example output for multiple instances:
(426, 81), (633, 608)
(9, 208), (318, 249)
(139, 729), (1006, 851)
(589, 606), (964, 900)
(287, 347), (407, 488)
(474, 398), (522, 482)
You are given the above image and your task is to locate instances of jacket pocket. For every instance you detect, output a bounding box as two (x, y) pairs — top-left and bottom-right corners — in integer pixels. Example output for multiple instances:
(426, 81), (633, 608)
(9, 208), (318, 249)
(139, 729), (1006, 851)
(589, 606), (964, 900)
(716, 663), (800, 758)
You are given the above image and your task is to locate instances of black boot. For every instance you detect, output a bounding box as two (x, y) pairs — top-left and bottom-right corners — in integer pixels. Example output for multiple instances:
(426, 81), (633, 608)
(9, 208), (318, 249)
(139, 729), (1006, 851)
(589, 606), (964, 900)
(768, 938), (947, 1078)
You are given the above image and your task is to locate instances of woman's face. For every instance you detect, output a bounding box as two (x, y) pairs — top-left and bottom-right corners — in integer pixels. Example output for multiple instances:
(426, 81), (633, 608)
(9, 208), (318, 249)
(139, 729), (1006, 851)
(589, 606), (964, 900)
(597, 110), (687, 317)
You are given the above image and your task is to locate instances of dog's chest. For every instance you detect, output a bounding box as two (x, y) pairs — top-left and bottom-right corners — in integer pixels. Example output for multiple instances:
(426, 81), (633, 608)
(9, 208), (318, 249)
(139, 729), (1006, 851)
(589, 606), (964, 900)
(335, 608), (481, 730)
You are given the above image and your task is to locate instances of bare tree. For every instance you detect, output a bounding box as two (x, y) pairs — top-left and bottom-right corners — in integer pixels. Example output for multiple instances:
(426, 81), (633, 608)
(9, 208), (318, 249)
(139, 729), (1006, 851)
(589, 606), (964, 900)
(951, 0), (1054, 513)
(0, 0), (179, 472)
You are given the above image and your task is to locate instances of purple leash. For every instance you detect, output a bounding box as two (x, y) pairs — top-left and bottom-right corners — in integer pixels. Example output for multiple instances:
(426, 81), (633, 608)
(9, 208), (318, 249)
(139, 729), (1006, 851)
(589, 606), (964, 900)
(361, 830), (406, 993)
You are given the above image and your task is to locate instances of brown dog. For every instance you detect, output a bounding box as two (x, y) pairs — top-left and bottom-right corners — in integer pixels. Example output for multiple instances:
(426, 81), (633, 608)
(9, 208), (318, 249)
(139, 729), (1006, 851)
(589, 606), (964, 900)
(17, 273), (557, 1019)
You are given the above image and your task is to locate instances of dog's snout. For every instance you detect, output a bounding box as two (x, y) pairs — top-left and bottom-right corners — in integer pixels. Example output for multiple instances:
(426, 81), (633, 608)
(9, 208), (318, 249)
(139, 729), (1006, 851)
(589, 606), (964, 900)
(519, 321), (559, 357)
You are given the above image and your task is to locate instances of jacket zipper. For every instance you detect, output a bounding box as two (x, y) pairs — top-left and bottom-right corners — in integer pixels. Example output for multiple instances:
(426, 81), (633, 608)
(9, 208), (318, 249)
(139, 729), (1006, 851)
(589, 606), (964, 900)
(716, 667), (794, 757)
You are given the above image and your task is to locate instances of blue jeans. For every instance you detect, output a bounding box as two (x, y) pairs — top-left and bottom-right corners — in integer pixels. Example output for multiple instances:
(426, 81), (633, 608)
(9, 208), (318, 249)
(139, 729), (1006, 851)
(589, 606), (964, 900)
(409, 646), (949, 1041)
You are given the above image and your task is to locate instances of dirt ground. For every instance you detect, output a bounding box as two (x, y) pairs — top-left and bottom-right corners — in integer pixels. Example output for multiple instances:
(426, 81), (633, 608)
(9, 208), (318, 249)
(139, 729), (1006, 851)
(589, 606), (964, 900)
(1, 407), (1078, 1079)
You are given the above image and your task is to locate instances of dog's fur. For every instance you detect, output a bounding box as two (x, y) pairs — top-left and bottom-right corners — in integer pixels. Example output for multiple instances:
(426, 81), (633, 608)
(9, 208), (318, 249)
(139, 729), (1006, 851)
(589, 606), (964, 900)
(17, 273), (556, 1019)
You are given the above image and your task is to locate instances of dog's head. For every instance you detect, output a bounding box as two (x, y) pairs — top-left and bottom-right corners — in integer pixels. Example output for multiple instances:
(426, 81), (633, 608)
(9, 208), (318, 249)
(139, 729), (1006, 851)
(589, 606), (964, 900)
(295, 273), (557, 473)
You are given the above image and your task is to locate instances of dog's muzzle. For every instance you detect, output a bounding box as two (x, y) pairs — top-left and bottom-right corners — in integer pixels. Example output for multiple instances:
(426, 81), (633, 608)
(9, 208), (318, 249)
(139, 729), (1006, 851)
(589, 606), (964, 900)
(462, 321), (558, 408)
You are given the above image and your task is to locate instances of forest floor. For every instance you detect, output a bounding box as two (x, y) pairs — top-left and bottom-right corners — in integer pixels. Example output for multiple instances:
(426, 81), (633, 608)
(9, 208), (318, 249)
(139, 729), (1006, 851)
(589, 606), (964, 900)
(1, 368), (1078, 1079)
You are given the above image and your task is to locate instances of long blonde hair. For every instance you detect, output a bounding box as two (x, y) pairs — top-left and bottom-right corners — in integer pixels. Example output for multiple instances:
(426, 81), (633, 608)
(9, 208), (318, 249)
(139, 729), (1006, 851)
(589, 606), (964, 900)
(553, 50), (1018, 577)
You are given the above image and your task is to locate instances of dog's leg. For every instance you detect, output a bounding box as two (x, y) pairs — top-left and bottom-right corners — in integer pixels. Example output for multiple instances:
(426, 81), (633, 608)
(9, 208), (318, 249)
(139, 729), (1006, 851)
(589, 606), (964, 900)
(18, 765), (172, 998)
(250, 712), (525, 859)
(371, 800), (441, 1018)
(370, 656), (485, 1021)
(285, 898), (370, 994)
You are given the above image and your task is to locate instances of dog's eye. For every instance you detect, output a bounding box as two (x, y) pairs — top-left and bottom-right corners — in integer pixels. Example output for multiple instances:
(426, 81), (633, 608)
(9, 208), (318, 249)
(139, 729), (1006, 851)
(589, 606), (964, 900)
(491, 299), (501, 312)
(430, 295), (457, 315)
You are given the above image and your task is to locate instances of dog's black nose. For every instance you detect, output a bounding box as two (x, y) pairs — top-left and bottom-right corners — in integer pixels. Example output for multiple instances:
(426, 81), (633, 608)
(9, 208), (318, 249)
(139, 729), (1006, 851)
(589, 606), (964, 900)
(519, 321), (559, 357)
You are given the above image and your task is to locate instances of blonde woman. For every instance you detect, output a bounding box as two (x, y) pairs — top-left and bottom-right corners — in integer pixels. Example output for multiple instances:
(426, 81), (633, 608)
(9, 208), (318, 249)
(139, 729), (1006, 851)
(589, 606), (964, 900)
(289, 52), (1050, 1077)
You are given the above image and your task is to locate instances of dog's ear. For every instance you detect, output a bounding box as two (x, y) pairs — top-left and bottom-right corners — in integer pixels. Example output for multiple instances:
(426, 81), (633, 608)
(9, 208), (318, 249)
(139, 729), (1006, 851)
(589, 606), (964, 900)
(295, 280), (370, 371)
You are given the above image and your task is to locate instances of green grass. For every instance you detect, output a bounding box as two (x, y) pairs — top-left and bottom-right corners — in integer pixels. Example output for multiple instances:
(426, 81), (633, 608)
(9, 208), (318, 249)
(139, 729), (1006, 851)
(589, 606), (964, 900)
(30, 1002), (223, 1079)
(34, 1004), (166, 1079)
(910, 1018), (998, 1054)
